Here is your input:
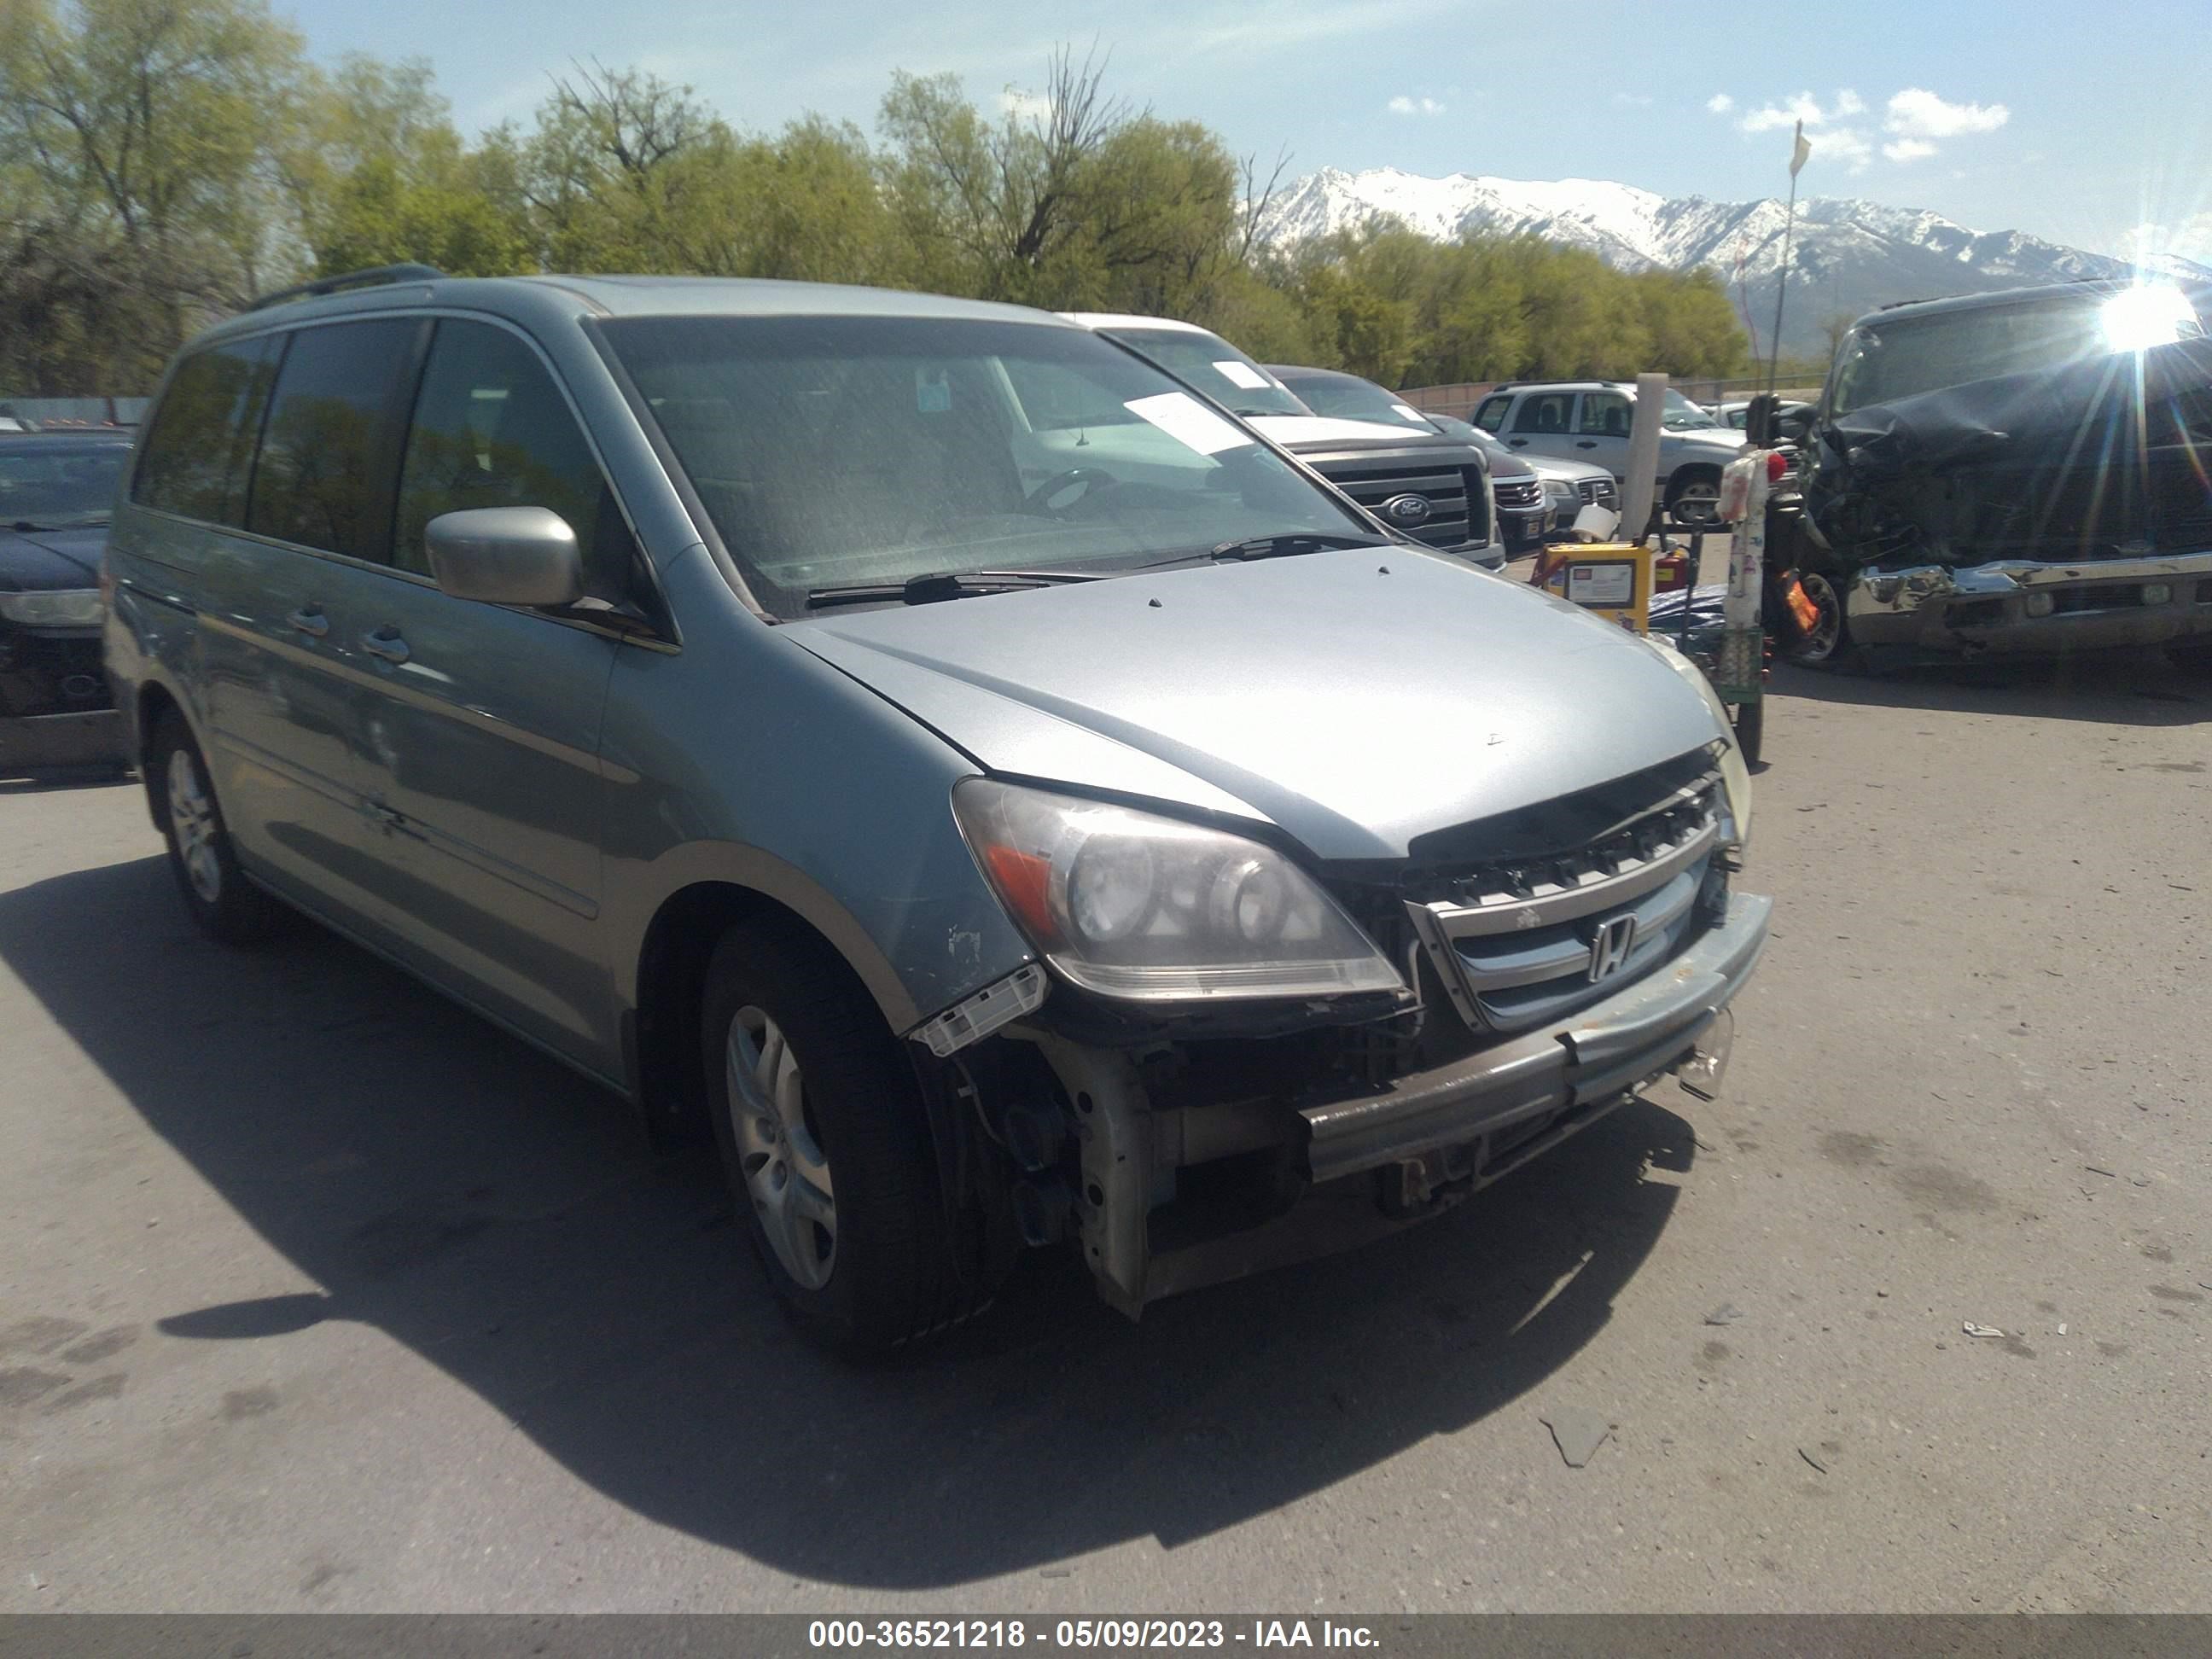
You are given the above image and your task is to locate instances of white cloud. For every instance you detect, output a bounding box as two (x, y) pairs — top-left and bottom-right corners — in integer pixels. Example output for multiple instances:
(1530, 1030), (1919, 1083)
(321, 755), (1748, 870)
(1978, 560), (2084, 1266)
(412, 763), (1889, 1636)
(1739, 91), (1827, 133)
(1612, 91), (1654, 108)
(1819, 128), (1875, 173)
(1716, 84), (2011, 170)
(1885, 87), (2009, 138)
(1387, 95), (1445, 116)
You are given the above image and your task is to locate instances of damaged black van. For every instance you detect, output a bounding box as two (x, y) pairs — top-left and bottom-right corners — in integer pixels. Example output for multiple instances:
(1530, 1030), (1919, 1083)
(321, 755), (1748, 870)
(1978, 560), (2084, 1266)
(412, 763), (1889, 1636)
(1782, 279), (2212, 665)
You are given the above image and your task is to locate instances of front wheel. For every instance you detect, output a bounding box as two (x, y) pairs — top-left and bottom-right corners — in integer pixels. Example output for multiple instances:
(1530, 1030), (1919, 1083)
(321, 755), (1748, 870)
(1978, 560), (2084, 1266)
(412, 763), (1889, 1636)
(1666, 470), (1723, 527)
(1778, 568), (1855, 670)
(700, 923), (982, 1353)
(150, 713), (285, 945)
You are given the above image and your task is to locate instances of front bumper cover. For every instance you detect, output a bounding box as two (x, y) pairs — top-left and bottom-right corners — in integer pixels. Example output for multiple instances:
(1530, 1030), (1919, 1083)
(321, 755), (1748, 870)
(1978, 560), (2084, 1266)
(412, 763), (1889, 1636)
(1847, 550), (2212, 656)
(1300, 892), (1770, 1184)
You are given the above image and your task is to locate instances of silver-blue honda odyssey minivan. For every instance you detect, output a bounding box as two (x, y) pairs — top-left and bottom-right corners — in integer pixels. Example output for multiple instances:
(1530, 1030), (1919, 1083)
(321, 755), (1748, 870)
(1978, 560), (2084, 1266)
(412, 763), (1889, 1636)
(104, 265), (1767, 1352)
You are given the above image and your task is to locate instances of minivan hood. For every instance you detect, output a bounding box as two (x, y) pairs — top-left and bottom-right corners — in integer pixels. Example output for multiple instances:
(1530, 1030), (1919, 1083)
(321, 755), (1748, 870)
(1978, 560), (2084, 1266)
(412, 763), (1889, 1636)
(786, 551), (1723, 861)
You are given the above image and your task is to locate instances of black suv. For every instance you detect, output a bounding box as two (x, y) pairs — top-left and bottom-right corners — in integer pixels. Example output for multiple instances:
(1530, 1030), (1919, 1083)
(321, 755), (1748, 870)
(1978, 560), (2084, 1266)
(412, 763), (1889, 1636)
(0, 429), (132, 774)
(1787, 279), (2212, 664)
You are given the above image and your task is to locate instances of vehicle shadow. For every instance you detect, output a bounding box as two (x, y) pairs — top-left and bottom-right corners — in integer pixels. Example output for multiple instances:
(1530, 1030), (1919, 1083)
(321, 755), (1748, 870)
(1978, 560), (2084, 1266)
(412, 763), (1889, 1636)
(0, 853), (1692, 1589)
(1771, 644), (2212, 726)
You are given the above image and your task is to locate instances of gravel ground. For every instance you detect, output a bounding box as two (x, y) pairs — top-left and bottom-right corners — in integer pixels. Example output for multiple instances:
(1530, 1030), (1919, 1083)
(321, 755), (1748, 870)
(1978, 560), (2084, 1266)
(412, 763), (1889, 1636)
(2, 647), (2208, 1614)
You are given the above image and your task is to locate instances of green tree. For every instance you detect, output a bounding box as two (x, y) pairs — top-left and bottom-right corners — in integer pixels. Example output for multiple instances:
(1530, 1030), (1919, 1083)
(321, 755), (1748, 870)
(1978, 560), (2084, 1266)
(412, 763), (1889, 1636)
(291, 55), (533, 276)
(0, 0), (314, 389)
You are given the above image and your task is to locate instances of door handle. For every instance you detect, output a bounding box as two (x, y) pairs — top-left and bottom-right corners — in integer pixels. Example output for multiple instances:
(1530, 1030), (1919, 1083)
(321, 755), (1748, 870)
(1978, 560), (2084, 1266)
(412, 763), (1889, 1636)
(286, 607), (329, 638)
(360, 627), (410, 666)
(1576, 440), (1598, 449)
(1507, 438), (1528, 448)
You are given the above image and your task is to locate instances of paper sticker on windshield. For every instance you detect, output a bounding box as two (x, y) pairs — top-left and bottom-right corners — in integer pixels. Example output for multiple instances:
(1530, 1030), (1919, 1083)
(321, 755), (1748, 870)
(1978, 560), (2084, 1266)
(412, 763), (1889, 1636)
(1212, 359), (1271, 391)
(1123, 392), (1251, 456)
(916, 368), (952, 414)
(1392, 402), (1428, 423)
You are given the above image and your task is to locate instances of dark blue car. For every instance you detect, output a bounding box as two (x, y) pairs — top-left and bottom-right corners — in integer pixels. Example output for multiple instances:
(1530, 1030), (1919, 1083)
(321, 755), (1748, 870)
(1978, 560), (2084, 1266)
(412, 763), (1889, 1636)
(0, 428), (133, 776)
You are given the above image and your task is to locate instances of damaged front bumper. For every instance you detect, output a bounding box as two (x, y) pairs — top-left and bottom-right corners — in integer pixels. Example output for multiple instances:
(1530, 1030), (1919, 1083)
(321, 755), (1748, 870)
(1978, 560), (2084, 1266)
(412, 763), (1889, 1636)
(1847, 550), (2212, 657)
(1018, 891), (1769, 1316)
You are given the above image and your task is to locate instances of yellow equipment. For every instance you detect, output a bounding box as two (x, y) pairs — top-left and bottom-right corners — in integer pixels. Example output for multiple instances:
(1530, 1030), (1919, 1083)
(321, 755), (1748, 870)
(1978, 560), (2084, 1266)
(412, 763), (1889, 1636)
(1532, 542), (1656, 635)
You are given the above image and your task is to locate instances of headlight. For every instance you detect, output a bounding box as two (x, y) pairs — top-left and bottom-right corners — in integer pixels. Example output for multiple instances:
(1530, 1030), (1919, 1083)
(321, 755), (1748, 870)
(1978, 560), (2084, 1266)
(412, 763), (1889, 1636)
(1544, 479), (1575, 506)
(0, 588), (102, 628)
(1644, 635), (1754, 849)
(953, 780), (1406, 1004)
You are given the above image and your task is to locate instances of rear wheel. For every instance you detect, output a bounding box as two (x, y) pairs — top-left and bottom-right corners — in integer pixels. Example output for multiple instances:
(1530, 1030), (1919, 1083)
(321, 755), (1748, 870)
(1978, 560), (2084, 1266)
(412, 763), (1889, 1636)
(150, 713), (285, 945)
(700, 922), (981, 1354)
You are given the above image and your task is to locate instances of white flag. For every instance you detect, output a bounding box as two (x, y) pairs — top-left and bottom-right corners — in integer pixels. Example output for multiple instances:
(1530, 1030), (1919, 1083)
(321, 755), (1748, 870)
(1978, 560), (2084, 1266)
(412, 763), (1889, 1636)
(1790, 119), (1811, 178)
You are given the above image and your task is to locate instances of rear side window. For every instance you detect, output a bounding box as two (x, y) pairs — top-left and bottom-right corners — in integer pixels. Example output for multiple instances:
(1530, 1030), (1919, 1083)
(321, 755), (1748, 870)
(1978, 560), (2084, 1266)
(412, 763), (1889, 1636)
(1511, 393), (1573, 434)
(393, 318), (637, 602)
(1472, 394), (1511, 432)
(132, 337), (282, 526)
(247, 318), (424, 562)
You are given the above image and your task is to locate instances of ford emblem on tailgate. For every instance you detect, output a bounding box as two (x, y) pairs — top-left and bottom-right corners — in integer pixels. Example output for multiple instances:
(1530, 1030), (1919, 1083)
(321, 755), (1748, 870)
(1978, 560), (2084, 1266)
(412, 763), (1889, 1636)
(1380, 492), (1432, 527)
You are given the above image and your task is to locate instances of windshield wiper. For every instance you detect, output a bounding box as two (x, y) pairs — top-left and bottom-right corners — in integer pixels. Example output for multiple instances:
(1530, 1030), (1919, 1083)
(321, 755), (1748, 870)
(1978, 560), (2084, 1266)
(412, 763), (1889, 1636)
(805, 568), (1107, 609)
(1140, 532), (1393, 571)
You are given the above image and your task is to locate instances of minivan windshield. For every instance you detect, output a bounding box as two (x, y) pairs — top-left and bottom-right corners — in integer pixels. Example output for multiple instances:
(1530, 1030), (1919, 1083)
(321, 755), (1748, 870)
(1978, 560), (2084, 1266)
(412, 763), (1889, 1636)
(601, 316), (1368, 615)
(1097, 328), (1311, 419)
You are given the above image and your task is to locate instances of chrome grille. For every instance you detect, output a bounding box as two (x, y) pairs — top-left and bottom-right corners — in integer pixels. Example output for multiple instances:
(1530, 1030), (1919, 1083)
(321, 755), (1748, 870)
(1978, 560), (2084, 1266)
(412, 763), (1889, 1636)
(1576, 477), (1620, 509)
(1494, 476), (1545, 511)
(1313, 458), (1482, 550)
(1405, 776), (1724, 1033)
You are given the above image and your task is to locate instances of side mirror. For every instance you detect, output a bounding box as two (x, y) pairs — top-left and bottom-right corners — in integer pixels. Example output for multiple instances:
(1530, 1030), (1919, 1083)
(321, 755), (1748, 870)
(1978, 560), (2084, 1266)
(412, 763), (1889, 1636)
(1776, 407), (1814, 445)
(424, 507), (583, 608)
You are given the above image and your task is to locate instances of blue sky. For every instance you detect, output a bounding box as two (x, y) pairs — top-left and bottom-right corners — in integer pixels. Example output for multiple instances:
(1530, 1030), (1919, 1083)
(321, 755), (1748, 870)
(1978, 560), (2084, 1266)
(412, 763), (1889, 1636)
(283, 0), (2212, 262)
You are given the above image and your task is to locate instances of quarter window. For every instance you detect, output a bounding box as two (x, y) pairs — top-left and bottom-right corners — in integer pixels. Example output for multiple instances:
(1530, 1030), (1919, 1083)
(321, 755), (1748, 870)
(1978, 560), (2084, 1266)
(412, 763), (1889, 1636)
(132, 337), (282, 527)
(247, 318), (425, 561)
(393, 319), (636, 602)
(1472, 395), (1511, 432)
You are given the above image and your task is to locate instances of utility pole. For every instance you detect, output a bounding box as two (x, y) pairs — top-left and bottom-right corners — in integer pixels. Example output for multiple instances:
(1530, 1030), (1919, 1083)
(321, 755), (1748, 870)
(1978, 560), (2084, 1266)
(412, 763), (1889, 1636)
(1767, 119), (1811, 396)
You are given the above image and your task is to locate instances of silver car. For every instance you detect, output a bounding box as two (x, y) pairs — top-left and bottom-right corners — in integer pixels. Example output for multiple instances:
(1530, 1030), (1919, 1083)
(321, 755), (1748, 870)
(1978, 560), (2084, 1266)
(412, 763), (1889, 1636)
(106, 268), (1767, 1352)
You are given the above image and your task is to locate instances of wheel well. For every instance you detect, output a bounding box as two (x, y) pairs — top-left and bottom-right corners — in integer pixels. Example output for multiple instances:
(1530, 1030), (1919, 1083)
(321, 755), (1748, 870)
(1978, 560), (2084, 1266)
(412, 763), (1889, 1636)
(1667, 463), (1722, 496)
(137, 684), (182, 830)
(631, 882), (886, 1146)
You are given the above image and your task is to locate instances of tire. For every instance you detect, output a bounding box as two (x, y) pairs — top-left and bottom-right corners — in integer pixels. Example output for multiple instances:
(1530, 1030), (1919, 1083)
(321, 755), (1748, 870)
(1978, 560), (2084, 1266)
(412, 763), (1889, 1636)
(700, 921), (977, 1354)
(1666, 469), (1723, 528)
(149, 713), (286, 946)
(1780, 568), (1857, 671)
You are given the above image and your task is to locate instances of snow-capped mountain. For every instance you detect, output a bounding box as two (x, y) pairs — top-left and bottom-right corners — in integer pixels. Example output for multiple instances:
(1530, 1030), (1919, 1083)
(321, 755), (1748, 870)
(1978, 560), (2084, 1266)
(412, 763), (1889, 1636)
(1255, 167), (2208, 355)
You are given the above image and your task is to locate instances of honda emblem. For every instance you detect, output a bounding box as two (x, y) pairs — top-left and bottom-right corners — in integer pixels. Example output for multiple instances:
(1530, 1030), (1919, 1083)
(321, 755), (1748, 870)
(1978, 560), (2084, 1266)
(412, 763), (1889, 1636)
(1587, 913), (1638, 983)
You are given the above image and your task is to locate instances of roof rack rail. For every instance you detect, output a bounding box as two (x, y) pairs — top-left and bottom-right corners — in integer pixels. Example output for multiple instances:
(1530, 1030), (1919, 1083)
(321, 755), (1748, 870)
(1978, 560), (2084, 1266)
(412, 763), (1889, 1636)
(246, 263), (445, 313)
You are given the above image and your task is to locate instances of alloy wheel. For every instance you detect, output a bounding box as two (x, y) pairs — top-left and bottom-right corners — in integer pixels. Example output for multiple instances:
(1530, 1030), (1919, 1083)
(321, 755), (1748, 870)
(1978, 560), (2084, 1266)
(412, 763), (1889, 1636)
(726, 1004), (837, 1289)
(166, 748), (223, 905)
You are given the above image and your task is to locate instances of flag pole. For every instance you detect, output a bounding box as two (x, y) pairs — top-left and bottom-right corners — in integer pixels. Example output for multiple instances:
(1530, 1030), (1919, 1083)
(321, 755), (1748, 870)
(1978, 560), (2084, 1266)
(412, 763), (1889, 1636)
(1767, 119), (1807, 398)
